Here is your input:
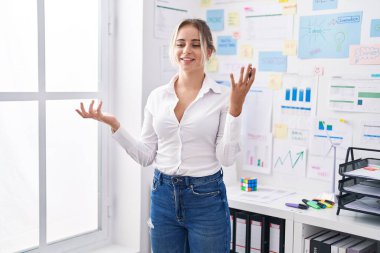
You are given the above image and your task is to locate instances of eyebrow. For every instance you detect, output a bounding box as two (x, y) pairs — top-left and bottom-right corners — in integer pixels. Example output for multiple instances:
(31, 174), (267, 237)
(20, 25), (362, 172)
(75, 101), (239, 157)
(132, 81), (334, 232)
(176, 39), (201, 42)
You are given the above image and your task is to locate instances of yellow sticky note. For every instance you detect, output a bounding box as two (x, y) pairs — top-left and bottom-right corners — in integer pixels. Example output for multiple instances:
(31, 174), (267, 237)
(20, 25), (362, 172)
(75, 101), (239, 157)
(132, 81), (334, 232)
(278, 0), (288, 2)
(239, 45), (253, 59)
(206, 56), (219, 72)
(228, 12), (240, 27)
(200, 0), (212, 8)
(282, 3), (297, 15)
(274, 124), (288, 139)
(283, 39), (297, 56)
(268, 74), (283, 90)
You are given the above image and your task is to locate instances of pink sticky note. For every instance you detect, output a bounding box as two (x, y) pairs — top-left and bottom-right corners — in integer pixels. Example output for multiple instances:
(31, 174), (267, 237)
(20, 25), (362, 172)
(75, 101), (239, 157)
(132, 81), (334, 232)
(349, 44), (380, 65)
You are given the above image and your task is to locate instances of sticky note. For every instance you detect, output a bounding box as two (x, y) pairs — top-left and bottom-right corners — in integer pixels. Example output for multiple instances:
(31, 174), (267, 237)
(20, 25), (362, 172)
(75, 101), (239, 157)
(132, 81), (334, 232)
(268, 74), (283, 90)
(349, 44), (380, 65)
(313, 0), (338, 11)
(200, 0), (212, 8)
(259, 51), (287, 72)
(206, 56), (219, 72)
(282, 3), (297, 15)
(283, 40), (297, 56)
(274, 124), (288, 139)
(370, 19), (380, 37)
(207, 9), (224, 31)
(217, 36), (237, 55)
(228, 12), (240, 27)
(239, 45), (253, 59)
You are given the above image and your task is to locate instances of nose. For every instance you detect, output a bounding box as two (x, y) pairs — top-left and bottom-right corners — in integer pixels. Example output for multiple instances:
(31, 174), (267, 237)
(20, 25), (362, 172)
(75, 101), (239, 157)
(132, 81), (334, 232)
(183, 44), (192, 54)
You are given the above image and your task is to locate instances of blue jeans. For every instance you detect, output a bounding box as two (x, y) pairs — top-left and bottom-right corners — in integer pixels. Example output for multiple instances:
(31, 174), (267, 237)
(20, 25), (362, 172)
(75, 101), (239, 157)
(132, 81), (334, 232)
(150, 169), (231, 253)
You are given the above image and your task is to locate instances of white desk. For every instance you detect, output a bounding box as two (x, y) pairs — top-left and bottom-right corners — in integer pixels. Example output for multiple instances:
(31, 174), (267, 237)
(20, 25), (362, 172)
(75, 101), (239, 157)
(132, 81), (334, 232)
(227, 185), (380, 253)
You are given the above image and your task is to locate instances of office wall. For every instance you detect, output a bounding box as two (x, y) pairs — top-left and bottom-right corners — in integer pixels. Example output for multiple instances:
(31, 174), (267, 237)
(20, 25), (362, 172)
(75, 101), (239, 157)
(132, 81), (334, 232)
(200, 0), (380, 193)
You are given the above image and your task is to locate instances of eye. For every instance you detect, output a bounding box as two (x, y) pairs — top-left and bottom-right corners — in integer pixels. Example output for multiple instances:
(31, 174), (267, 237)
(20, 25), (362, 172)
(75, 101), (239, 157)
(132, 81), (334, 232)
(176, 44), (185, 47)
(192, 44), (201, 47)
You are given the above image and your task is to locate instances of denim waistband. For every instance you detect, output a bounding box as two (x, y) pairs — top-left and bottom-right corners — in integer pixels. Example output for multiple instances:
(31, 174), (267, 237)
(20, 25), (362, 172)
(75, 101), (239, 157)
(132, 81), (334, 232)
(154, 168), (223, 186)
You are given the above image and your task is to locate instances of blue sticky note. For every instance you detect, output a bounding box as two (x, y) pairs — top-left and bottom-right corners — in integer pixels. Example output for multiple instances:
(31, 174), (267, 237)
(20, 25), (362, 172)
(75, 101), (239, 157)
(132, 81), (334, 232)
(258, 52), (287, 72)
(313, 0), (338, 11)
(299, 12), (362, 59)
(207, 9), (224, 31)
(217, 36), (237, 55)
(370, 19), (380, 37)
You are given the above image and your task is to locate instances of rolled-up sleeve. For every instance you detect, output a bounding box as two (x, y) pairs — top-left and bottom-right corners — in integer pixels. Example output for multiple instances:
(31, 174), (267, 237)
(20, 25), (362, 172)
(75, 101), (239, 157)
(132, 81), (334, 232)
(215, 104), (242, 166)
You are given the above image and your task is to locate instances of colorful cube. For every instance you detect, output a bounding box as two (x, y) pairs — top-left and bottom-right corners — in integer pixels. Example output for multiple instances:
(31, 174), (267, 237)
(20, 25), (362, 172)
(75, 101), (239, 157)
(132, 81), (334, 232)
(240, 177), (257, 192)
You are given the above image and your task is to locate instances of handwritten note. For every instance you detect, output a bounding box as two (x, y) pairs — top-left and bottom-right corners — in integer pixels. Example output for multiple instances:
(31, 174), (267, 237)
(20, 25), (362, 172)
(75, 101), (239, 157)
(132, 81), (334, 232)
(268, 74), (283, 90)
(349, 44), (380, 65)
(313, 0), (338, 11)
(274, 123), (288, 139)
(207, 9), (224, 31)
(217, 36), (237, 55)
(282, 2), (297, 15)
(370, 19), (380, 37)
(239, 44), (253, 59)
(259, 51), (287, 72)
(283, 39), (297, 56)
(200, 0), (212, 8)
(228, 12), (240, 27)
(206, 55), (219, 72)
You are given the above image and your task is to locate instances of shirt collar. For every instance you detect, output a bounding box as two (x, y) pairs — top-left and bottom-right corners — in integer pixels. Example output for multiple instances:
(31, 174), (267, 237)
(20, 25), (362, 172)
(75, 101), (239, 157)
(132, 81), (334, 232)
(166, 74), (222, 95)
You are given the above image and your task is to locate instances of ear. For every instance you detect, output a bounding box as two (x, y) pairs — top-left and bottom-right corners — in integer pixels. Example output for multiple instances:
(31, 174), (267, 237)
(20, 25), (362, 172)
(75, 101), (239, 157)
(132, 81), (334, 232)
(207, 48), (213, 59)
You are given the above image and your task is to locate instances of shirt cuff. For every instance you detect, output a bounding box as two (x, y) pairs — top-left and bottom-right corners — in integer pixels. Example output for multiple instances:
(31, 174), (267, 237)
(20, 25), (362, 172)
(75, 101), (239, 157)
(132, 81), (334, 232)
(111, 126), (138, 152)
(224, 113), (242, 142)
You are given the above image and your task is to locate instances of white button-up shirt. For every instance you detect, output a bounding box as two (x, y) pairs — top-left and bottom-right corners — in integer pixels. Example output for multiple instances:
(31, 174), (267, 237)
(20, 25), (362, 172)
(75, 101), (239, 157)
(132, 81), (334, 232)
(112, 74), (241, 177)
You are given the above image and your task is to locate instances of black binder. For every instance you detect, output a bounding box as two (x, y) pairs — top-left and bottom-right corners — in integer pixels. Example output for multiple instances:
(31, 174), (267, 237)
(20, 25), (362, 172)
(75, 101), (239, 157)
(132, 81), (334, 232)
(249, 213), (269, 253)
(268, 217), (285, 253)
(310, 231), (340, 253)
(230, 208), (237, 253)
(235, 211), (250, 253)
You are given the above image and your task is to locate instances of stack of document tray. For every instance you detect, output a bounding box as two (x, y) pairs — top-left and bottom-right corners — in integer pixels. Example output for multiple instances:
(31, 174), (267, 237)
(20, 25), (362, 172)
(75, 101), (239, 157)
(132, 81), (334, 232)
(337, 147), (380, 217)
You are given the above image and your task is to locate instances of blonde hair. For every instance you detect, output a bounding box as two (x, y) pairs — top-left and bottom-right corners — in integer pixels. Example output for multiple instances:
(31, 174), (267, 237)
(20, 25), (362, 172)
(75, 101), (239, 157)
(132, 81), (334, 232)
(169, 19), (216, 66)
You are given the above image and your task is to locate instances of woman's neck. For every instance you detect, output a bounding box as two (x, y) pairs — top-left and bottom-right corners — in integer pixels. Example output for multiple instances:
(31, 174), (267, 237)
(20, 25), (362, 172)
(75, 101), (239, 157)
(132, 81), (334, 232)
(176, 69), (205, 91)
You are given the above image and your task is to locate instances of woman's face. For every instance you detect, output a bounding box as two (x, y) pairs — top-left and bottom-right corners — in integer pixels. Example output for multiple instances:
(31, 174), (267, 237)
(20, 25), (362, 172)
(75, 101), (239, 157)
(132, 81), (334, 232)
(174, 24), (208, 73)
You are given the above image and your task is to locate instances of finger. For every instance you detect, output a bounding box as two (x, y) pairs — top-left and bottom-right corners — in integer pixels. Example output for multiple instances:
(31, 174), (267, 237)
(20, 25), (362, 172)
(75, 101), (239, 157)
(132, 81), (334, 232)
(243, 64), (252, 85)
(96, 100), (103, 113)
(80, 102), (89, 116)
(239, 67), (244, 85)
(247, 68), (256, 90)
(89, 100), (95, 114)
(75, 109), (84, 118)
(229, 73), (236, 88)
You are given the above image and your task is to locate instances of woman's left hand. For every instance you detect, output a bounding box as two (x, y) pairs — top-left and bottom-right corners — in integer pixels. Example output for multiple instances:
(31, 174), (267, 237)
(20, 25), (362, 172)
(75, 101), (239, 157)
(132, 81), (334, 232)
(229, 64), (256, 117)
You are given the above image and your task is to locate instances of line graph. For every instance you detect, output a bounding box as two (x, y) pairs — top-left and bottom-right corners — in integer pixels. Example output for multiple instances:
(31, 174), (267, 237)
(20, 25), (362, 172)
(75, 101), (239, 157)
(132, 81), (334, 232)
(273, 141), (307, 176)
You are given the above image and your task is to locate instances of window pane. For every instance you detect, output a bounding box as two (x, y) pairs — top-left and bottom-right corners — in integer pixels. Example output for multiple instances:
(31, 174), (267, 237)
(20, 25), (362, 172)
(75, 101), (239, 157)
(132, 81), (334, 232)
(45, 1), (99, 92)
(46, 100), (98, 243)
(0, 1), (38, 92)
(0, 102), (39, 252)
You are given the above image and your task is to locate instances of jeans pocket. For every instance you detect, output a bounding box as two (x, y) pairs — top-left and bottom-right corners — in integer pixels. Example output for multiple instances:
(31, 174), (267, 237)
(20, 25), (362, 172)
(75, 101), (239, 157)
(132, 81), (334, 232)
(151, 178), (159, 192)
(190, 181), (221, 197)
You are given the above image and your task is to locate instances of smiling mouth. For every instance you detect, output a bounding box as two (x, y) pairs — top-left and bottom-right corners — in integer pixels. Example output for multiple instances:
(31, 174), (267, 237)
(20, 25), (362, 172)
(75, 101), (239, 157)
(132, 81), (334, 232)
(180, 57), (195, 62)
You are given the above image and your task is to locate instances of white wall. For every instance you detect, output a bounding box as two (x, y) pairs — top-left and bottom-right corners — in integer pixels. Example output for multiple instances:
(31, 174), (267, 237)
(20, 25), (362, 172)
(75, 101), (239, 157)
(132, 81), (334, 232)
(111, 0), (143, 251)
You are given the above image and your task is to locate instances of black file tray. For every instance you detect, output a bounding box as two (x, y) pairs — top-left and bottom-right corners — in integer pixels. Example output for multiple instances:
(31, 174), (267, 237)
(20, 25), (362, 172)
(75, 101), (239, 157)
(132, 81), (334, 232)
(336, 147), (380, 216)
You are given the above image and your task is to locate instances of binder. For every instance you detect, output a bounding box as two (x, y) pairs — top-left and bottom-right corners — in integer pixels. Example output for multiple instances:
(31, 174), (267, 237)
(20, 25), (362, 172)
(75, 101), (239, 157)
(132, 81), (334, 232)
(338, 238), (364, 253)
(249, 213), (269, 253)
(331, 237), (357, 253)
(347, 240), (377, 253)
(320, 234), (350, 253)
(310, 231), (340, 253)
(235, 212), (250, 253)
(230, 208), (237, 253)
(304, 230), (329, 253)
(268, 217), (285, 253)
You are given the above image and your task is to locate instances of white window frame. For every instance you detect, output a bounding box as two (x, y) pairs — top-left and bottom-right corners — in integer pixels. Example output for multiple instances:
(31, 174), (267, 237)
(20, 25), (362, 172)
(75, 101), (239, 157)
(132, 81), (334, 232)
(0, 0), (112, 252)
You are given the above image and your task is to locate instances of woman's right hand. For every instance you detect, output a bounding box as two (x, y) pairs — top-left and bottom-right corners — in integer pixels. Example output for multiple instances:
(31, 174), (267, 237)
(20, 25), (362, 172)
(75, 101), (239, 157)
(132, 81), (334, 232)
(76, 100), (120, 132)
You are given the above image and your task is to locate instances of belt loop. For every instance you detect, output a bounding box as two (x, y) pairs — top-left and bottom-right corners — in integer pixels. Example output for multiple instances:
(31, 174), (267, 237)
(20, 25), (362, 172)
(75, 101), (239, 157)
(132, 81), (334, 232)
(159, 171), (163, 184)
(185, 176), (190, 186)
(220, 167), (223, 175)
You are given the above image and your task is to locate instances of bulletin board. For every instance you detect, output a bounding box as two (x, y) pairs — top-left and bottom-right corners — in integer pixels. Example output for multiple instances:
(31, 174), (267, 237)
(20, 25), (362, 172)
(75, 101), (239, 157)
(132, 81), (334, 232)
(197, 0), (380, 192)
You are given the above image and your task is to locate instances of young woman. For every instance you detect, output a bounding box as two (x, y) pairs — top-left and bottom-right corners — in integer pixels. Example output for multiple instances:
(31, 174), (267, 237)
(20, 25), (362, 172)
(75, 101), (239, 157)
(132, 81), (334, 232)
(76, 19), (255, 253)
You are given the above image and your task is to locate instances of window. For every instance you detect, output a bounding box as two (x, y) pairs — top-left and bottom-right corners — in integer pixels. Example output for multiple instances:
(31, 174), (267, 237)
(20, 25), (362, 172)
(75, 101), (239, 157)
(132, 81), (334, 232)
(0, 0), (110, 252)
